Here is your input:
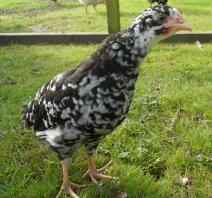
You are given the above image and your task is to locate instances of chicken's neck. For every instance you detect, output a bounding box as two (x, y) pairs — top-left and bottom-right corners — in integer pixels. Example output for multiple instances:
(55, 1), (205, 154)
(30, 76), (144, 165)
(106, 28), (156, 71)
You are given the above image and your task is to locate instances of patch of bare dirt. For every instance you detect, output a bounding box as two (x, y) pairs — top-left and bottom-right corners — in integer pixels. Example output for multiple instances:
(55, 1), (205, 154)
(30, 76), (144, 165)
(30, 24), (46, 32)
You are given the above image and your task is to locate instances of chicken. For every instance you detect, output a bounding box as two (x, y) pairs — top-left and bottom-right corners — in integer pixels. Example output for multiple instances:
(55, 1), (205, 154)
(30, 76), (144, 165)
(22, 2), (191, 198)
(49, 0), (105, 13)
(49, 0), (58, 3)
(78, 0), (106, 14)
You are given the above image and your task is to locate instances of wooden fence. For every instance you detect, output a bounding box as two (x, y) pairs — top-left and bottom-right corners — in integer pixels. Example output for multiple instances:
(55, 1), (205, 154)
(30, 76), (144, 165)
(0, 32), (211, 45)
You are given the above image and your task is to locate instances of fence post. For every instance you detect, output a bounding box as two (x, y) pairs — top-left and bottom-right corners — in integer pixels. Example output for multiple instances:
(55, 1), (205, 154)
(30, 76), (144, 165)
(106, 0), (121, 34)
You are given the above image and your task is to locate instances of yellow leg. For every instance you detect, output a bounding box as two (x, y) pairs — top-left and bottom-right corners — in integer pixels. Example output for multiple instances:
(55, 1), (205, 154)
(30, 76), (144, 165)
(81, 155), (117, 184)
(85, 5), (88, 14)
(93, 5), (98, 13)
(56, 160), (87, 198)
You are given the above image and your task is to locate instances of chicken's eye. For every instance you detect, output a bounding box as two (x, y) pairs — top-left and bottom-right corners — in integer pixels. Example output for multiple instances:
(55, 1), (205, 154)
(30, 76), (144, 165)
(159, 14), (165, 21)
(156, 14), (166, 25)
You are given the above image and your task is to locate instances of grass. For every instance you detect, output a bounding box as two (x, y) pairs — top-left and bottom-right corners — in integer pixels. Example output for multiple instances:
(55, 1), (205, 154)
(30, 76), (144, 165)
(0, 42), (212, 198)
(0, 0), (212, 33)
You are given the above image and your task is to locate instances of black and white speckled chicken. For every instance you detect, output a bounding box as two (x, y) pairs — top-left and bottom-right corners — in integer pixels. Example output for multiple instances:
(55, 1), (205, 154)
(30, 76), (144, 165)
(22, 2), (191, 198)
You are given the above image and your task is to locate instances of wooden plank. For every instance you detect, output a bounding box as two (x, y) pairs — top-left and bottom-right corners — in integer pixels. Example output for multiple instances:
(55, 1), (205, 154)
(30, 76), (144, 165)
(164, 32), (212, 43)
(0, 33), (108, 45)
(106, 0), (121, 34)
(0, 32), (211, 45)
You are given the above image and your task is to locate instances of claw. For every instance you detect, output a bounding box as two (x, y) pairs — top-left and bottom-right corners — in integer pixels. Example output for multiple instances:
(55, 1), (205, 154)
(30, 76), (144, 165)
(56, 160), (88, 198)
(56, 182), (87, 198)
(98, 160), (113, 172)
(82, 158), (118, 184)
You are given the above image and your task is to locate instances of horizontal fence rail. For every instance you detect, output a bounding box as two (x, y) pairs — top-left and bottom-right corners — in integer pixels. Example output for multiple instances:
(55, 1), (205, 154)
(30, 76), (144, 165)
(0, 32), (212, 45)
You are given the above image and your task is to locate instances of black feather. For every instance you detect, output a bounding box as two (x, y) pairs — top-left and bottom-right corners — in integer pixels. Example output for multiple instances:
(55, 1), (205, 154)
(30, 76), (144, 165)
(148, 0), (168, 5)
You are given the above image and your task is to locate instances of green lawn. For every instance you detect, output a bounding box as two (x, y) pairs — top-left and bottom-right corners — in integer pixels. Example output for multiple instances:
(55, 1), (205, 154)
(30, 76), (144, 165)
(0, 0), (212, 33)
(0, 43), (211, 197)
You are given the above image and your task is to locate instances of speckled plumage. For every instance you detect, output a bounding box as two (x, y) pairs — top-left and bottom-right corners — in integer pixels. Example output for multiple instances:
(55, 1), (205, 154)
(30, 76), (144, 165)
(22, 4), (178, 160)
(148, 0), (168, 6)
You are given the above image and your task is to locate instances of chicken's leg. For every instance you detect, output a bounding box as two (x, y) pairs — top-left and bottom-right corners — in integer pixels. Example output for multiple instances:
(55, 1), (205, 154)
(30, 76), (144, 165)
(81, 154), (117, 184)
(85, 5), (88, 14)
(56, 160), (87, 198)
(93, 5), (98, 13)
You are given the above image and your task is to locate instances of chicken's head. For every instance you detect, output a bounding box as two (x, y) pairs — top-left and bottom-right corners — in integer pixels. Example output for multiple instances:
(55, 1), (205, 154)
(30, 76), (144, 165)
(130, 3), (192, 44)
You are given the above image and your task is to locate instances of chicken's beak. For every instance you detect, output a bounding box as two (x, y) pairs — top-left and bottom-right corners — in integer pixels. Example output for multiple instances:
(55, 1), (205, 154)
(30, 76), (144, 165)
(166, 12), (192, 32)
